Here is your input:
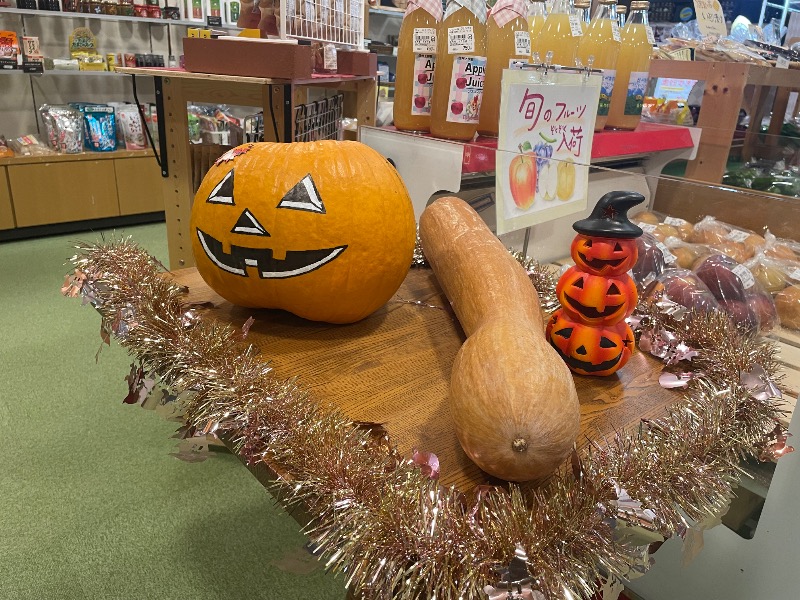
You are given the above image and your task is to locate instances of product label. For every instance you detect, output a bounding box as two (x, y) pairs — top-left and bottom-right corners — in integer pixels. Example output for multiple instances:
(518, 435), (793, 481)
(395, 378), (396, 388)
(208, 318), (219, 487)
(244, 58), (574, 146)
(569, 15), (583, 36)
(411, 54), (435, 115)
(645, 25), (655, 44)
(777, 55), (790, 69)
(732, 264), (756, 289)
(514, 30), (531, 56)
(448, 26), (475, 54)
(413, 27), (437, 54)
(509, 58), (528, 69)
(323, 44), (337, 70)
(597, 69), (616, 116)
(664, 216), (687, 226)
(789, 267), (800, 281)
(611, 21), (621, 42)
(640, 222), (657, 233)
(446, 55), (486, 123)
(655, 241), (677, 264)
(726, 229), (750, 243)
(624, 71), (648, 116)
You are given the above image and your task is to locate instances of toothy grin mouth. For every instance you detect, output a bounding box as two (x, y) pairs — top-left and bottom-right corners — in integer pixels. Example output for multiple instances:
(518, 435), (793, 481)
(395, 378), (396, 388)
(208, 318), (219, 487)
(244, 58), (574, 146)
(564, 295), (623, 319)
(551, 343), (623, 374)
(578, 253), (624, 270)
(197, 229), (347, 279)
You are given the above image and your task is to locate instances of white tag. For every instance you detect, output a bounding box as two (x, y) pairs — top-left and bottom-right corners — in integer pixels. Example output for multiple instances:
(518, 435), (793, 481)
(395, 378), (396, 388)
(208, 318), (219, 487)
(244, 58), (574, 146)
(509, 58), (529, 69)
(664, 216), (687, 226)
(726, 229), (750, 243)
(777, 55), (790, 69)
(413, 28), (437, 54)
(789, 267), (800, 281)
(646, 25), (655, 44)
(323, 44), (337, 70)
(514, 30), (531, 56)
(733, 264), (756, 289)
(448, 26), (475, 54)
(611, 22), (621, 42)
(656, 241), (677, 264)
(640, 222), (657, 233)
(569, 15), (584, 36)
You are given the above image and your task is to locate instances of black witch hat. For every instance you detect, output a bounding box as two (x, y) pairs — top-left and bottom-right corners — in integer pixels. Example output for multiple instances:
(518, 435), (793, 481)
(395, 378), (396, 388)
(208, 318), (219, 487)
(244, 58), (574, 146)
(572, 191), (645, 239)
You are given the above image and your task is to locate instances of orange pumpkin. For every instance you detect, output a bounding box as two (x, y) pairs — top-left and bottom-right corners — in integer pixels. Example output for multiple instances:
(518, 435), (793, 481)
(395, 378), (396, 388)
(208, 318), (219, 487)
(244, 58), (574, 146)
(571, 234), (638, 277)
(546, 310), (634, 377)
(556, 266), (638, 326)
(190, 141), (416, 324)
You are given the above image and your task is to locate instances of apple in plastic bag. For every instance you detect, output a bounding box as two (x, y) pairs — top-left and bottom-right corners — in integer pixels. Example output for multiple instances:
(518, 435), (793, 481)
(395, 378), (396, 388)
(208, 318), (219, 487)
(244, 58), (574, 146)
(694, 254), (746, 302)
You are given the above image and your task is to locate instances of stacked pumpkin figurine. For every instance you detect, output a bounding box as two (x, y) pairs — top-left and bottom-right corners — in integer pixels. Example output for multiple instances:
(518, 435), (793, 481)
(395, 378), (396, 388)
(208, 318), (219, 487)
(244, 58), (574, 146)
(547, 191), (645, 377)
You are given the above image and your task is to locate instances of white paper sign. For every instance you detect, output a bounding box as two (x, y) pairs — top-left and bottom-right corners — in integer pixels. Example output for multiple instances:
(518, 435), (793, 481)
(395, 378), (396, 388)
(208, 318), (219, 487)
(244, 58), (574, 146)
(495, 69), (601, 235)
(693, 0), (727, 37)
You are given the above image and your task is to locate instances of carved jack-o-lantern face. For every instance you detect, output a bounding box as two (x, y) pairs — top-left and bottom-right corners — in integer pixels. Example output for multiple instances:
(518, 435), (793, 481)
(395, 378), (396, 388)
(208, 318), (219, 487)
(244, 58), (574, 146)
(546, 309), (634, 377)
(190, 141), (416, 324)
(571, 234), (638, 277)
(556, 266), (638, 326)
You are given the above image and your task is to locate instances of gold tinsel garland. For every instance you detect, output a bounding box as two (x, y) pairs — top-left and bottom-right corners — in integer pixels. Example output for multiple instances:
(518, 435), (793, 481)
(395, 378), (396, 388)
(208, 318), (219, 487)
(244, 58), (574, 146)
(66, 238), (789, 600)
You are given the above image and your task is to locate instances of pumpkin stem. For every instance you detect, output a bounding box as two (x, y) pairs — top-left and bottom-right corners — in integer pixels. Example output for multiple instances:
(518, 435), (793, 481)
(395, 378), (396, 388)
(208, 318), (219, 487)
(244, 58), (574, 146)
(512, 438), (528, 452)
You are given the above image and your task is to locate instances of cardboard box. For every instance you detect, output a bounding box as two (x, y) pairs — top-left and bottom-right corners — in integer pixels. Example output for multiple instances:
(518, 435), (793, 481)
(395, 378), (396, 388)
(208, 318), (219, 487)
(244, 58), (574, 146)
(336, 49), (377, 76)
(183, 37), (313, 79)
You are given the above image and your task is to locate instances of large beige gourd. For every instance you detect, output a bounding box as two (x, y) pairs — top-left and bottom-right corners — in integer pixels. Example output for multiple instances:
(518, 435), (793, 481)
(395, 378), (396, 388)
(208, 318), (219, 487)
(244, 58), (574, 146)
(419, 197), (580, 482)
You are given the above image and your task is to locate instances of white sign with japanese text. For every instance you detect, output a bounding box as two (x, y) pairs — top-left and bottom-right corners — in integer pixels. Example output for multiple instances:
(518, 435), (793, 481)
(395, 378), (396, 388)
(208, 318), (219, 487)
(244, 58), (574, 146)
(495, 68), (601, 235)
(693, 0), (727, 37)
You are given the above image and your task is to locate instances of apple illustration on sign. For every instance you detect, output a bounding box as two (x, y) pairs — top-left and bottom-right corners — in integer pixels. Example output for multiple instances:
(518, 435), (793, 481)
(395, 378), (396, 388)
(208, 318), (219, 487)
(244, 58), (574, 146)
(417, 73), (428, 84)
(455, 77), (467, 89)
(450, 101), (464, 115)
(508, 154), (537, 210)
(414, 96), (426, 109)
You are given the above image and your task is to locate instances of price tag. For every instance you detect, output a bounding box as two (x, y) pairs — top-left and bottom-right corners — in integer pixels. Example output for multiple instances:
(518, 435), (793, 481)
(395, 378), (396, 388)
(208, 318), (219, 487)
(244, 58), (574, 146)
(789, 267), (800, 281)
(640, 222), (657, 233)
(413, 28), (437, 54)
(664, 216), (688, 226)
(777, 55), (791, 69)
(514, 30), (531, 57)
(323, 44), (337, 70)
(726, 229), (750, 243)
(569, 15), (584, 37)
(611, 22), (621, 42)
(448, 26), (475, 54)
(656, 241), (677, 264)
(733, 264), (756, 289)
(646, 25), (655, 44)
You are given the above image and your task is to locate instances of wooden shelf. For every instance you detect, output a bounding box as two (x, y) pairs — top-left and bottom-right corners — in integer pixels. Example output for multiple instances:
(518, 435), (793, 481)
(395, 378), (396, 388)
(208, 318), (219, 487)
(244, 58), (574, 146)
(0, 149), (154, 167)
(0, 69), (132, 77)
(116, 66), (375, 86)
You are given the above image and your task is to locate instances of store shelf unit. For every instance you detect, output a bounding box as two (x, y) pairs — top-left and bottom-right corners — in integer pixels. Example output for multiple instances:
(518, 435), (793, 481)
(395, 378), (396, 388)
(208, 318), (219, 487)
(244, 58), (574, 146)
(115, 67), (377, 270)
(0, 149), (163, 235)
(0, 6), (240, 28)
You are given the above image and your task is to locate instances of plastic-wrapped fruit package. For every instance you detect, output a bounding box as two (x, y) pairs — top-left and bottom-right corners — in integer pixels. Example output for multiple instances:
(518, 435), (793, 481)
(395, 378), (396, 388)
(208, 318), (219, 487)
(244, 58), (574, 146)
(776, 285), (800, 330)
(631, 232), (675, 290)
(762, 232), (800, 264)
(664, 236), (714, 270)
(630, 209), (694, 242)
(693, 253), (778, 333)
(643, 268), (721, 315)
(687, 215), (764, 262)
(744, 248), (800, 331)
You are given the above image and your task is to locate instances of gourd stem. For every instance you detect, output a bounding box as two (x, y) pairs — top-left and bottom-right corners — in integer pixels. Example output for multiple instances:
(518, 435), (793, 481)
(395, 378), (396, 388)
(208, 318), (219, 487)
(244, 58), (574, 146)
(512, 438), (528, 452)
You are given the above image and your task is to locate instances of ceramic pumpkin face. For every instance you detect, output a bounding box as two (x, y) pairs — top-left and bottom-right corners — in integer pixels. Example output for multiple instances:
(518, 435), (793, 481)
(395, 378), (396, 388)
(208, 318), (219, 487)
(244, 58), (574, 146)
(556, 266), (638, 326)
(546, 310), (634, 377)
(571, 235), (638, 277)
(190, 141), (416, 324)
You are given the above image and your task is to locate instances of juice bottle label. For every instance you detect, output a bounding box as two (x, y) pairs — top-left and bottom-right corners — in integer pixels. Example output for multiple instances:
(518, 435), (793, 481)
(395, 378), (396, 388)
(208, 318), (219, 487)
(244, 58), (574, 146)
(624, 71), (648, 115)
(412, 54), (436, 115)
(569, 15), (583, 36)
(445, 55), (486, 123)
(514, 30), (531, 56)
(413, 28), (437, 53)
(598, 69), (615, 116)
(448, 26), (475, 53)
(611, 22), (621, 42)
(646, 26), (655, 44)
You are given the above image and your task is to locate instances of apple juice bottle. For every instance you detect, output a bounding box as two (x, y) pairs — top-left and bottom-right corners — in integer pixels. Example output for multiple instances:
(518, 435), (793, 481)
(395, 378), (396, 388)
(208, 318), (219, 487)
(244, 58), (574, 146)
(429, 0), (487, 141)
(477, 0), (530, 137)
(527, 0), (547, 42)
(616, 4), (627, 28)
(531, 0), (581, 68)
(573, 0), (590, 32)
(576, 0), (621, 130)
(394, 0), (443, 132)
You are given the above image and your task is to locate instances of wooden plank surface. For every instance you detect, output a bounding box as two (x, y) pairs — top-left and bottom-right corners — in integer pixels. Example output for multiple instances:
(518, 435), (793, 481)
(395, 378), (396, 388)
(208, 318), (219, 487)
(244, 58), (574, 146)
(0, 167), (14, 230)
(0, 149), (153, 167)
(172, 267), (681, 491)
(116, 67), (375, 87)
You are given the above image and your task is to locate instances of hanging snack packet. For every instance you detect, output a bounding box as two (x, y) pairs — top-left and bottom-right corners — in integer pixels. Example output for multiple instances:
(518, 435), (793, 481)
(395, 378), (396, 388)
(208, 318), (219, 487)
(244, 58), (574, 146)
(84, 105), (117, 151)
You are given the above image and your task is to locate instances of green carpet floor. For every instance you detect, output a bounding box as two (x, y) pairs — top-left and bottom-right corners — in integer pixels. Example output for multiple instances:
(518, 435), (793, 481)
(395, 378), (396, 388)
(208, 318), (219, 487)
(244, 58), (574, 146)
(0, 224), (345, 600)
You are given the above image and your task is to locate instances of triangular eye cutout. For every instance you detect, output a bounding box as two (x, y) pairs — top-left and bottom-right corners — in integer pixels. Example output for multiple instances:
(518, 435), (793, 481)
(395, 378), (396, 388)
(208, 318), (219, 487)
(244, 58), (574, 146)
(207, 169), (235, 205)
(231, 209), (269, 236)
(607, 283), (621, 295)
(553, 327), (573, 339)
(599, 336), (618, 348)
(277, 174), (325, 214)
(572, 278), (584, 289)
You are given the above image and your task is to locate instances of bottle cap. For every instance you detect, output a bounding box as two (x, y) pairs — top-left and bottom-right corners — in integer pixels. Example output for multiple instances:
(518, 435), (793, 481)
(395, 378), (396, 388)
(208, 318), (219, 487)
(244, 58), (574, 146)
(630, 1), (650, 8)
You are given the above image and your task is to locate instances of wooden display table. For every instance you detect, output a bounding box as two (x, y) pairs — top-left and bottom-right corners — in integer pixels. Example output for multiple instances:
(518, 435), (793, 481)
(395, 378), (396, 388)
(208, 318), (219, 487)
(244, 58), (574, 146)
(174, 266), (685, 491)
(116, 67), (377, 271)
